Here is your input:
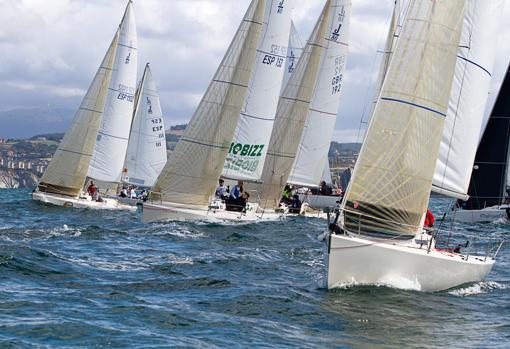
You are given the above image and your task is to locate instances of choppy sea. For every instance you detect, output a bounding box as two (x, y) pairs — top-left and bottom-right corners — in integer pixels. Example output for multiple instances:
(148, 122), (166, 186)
(0, 189), (508, 348)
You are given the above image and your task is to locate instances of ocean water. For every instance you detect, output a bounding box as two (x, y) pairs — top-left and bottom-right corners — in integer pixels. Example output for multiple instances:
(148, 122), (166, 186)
(0, 189), (508, 348)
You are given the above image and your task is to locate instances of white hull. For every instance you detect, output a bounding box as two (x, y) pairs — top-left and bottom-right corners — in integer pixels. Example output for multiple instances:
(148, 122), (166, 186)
(32, 191), (135, 211)
(298, 193), (341, 209)
(326, 233), (494, 292)
(117, 197), (143, 206)
(454, 205), (508, 223)
(142, 201), (286, 223)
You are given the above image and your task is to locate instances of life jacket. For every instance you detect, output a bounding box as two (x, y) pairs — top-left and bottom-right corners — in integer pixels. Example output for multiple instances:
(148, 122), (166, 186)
(424, 209), (435, 227)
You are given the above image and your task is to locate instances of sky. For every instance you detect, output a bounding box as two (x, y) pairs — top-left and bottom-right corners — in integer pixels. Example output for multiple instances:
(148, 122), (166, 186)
(1, 0), (510, 142)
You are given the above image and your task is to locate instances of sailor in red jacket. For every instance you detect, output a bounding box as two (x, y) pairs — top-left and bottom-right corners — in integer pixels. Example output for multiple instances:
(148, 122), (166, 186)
(424, 209), (435, 228)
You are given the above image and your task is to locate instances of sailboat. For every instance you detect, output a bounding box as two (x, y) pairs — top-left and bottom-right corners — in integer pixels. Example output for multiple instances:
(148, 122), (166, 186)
(118, 63), (168, 205)
(250, 0), (351, 214)
(324, 0), (497, 292)
(454, 62), (510, 223)
(142, 0), (271, 222)
(33, 1), (138, 210)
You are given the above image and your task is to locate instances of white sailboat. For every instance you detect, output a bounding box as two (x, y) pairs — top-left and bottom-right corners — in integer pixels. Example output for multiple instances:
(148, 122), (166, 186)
(250, 0), (349, 212)
(288, 0), (351, 210)
(118, 63), (168, 205)
(142, 0), (270, 222)
(33, 1), (137, 210)
(325, 0), (497, 292)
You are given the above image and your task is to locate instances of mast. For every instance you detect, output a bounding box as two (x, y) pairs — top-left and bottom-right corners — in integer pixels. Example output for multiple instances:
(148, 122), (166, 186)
(87, 1), (138, 186)
(37, 31), (120, 196)
(250, 0), (333, 209)
(287, 0), (352, 188)
(221, 0), (293, 182)
(123, 64), (167, 188)
(342, 0), (467, 239)
(432, 0), (504, 200)
(152, 0), (266, 206)
(462, 63), (510, 210)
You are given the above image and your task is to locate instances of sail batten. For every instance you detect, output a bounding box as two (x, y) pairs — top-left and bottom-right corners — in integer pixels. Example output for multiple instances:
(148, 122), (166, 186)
(342, 0), (467, 238)
(153, 0), (266, 206)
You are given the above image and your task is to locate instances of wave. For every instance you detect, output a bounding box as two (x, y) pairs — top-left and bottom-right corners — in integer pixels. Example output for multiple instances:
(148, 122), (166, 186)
(449, 281), (508, 297)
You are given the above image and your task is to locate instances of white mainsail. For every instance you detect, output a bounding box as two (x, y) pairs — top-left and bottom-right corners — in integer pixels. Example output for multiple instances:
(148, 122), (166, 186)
(222, 0), (293, 181)
(151, 0), (266, 207)
(88, 1), (138, 184)
(37, 32), (119, 197)
(342, 0), (467, 238)
(287, 0), (351, 188)
(123, 64), (167, 188)
(251, 0), (333, 209)
(281, 21), (304, 92)
(432, 0), (504, 200)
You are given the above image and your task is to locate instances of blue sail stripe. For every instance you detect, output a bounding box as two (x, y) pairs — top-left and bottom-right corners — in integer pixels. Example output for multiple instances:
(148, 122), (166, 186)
(380, 97), (446, 117)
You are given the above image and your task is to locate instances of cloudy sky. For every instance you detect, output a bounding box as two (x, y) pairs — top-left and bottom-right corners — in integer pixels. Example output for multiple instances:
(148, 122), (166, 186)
(1, 0), (510, 141)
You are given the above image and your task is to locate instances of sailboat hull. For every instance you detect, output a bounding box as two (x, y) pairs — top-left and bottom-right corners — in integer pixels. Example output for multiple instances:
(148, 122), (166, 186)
(298, 194), (341, 209)
(454, 205), (509, 223)
(32, 191), (135, 211)
(325, 233), (494, 292)
(142, 201), (286, 223)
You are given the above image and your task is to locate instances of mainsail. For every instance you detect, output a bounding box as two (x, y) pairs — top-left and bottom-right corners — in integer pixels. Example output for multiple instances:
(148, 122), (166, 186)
(251, 0), (333, 209)
(222, 0), (292, 181)
(462, 63), (510, 210)
(37, 33), (120, 197)
(152, 0), (266, 206)
(123, 64), (167, 188)
(287, 0), (351, 188)
(432, 0), (504, 200)
(88, 1), (138, 184)
(342, 0), (467, 238)
(281, 21), (304, 92)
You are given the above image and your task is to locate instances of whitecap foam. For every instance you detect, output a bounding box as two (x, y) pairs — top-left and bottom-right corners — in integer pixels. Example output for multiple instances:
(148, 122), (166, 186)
(449, 281), (508, 297)
(330, 275), (422, 291)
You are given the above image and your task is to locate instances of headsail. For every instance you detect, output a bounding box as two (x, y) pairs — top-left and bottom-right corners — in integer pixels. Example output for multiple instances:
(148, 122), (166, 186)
(432, 0), (504, 200)
(123, 64), (167, 188)
(251, 0), (333, 209)
(152, 0), (266, 206)
(37, 32), (119, 197)
(281, 21), (304, 92)
(88, 1), (138, 184)
(288, 0), (351, 188)
(342, 0), (467, 239)
(462, 63), (510, 210)
(222, 0), (293, 181)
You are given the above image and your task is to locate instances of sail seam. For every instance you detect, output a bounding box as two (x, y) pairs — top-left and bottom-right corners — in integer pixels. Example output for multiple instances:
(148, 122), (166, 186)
(181, 138), (229, 150)
(118, 43), (138, 50)
(281, 96), (310, 104)
(240, 112), (274, 121)
(380, 97), (446, 117)
(59, 148), (93, 157)
(457, 55), (491, 76)
(97, 131), (129, 141)
(257, 49), (286, 59)
(79, 107), (103, 114)
(309, 108), (337, 116)
(212, 80), (248, 88)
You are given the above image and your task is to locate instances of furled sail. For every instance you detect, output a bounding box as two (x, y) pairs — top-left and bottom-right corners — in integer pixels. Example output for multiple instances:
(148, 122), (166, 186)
(461, 62), (510, 210)
(37, 32), (119, 197)
(88, 1), (138, 184)
(251, 0), (333, 209)
(342, 0), (467, 239)
(432, 0), (504, 200)
(222, 0), (292, 181)
(123, 64), (167, 188)
(152, 0), (266, 206)
(287, 0), (351, 188)
(281, 21), (304, 92)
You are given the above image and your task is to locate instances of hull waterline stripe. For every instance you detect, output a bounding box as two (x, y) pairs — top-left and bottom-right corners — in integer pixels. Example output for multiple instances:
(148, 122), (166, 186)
(380, 97), (446, 117)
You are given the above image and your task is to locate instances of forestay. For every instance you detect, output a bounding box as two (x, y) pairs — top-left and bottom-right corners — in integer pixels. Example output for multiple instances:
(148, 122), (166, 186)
(88, 1), (138, 184)
(222, 0), (292, 181)
(37, 32), (119, 197)
(288, 0), (351, 188)
(152, 0), (266, 206)
(281, 21), (304, 92)
(251, 0), (332, 209)
(432, 0), (504, 200)
(342, 0), (466, 239)
(123, 64), (167, 188)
